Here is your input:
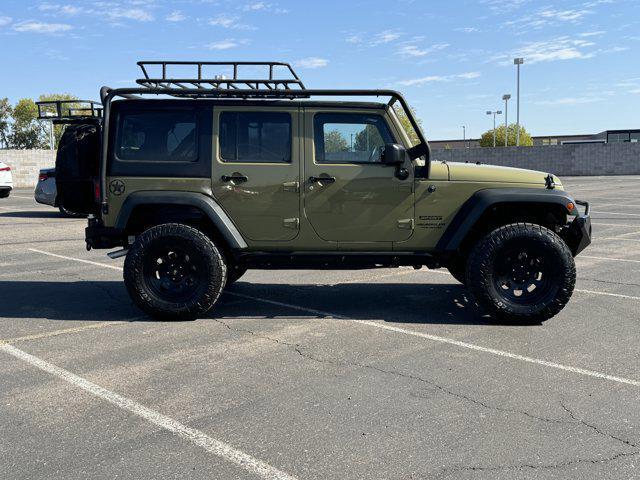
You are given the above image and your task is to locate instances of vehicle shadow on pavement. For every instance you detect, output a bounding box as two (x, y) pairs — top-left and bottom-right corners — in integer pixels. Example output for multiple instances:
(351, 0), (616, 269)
(0, 211), (66, 219)
(223, 282), (505, 326)
(0, 281), (529, 326)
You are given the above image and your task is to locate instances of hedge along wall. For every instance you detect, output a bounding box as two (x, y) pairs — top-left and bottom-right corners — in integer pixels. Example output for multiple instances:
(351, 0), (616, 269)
(431, 142), (640, 176)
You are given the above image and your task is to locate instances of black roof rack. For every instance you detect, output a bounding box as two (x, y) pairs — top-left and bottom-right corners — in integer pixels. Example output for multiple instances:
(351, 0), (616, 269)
(136, 61), (306, 96)
(36, 100), (103, 122)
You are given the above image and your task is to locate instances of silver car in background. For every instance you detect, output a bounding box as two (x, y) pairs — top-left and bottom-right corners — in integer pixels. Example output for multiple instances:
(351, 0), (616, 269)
(35, 168), (84, 217)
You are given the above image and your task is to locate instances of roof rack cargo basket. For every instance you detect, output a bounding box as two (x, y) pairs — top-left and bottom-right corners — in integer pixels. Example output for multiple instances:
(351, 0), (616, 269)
(136, 61), (306, 97)
(36, 100), (103, 122)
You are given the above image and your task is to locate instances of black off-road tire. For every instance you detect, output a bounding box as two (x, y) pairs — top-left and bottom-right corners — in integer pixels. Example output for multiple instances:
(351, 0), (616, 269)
(447, 257), (467, 285)
(466, 223), (575, 324)
(226, 265), (247, 285)
(0, 190), (9, 199)
(123, 223), (227, 321)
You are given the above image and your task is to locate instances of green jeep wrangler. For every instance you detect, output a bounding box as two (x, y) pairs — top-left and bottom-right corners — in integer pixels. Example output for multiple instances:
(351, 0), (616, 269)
(38, 61), (591, 323)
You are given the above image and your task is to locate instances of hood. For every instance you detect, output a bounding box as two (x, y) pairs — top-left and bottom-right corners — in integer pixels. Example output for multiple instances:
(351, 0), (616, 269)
(446, 162), (561, 186)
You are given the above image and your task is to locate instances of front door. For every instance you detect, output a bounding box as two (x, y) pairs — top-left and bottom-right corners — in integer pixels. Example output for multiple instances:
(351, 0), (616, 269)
(212, 106), (301, 242)
(304, 110), (415, 244)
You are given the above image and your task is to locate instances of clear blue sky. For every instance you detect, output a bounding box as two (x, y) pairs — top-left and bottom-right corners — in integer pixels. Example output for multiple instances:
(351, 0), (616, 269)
(1, 0), (638, 139)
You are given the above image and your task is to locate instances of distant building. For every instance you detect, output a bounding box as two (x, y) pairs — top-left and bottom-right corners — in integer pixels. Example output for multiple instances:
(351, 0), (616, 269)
(430, 129), (640, 149)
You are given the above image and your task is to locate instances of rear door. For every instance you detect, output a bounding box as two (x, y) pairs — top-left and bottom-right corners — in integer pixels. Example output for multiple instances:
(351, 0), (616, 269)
(303, 109), (415, 245)
(211, 106), (301, 242)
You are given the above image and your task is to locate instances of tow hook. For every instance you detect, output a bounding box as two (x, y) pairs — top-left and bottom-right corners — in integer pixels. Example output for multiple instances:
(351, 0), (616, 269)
(107, 248), (129, 260)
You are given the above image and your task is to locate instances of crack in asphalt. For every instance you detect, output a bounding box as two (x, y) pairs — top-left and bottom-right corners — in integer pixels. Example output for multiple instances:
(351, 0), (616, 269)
(214, 320), (576, 425)
(582, 277), (640, 288)
(215, 320), (640, 477)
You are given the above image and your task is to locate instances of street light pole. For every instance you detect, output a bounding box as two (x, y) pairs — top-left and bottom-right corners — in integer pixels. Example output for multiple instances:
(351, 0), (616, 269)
(514, 57), (524, 146)
(462, 125), (466, 148)
(502, 94), (511, 147)
(486, 110), (502, 147)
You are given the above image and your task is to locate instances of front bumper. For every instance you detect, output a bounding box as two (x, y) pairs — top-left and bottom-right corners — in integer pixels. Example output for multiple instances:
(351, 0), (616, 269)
(564, 200), (592, 256)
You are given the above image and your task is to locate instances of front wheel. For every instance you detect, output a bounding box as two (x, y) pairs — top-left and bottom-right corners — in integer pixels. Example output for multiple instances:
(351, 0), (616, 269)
(123, 223), (227, 321)
(467, 223), (576, 324)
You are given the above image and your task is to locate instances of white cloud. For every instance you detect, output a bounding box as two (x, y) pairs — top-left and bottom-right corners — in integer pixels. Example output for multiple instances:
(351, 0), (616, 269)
(209, 14), (253, 30)
(39, 3), (83, 15)
(107, 8), (154, 22)
(371, 30), (401, 45)
(456, 27), (480, 33)
(13, 21), (73, 33)
(579, 30), (606, 37)
(0, 16), (12, 27)
(166, 10), (185, 22)
(295, 57), (329, 69)
(243, 2), (267, 10)
(206, 39), (249, 50)
(345, 34), (362, 44)
(398, 43), (449, 57)
(535, 97), (601, 105)
(538, 8), (591, 22)
(398, 71), (481, 86)
(498, 36), (597, 65)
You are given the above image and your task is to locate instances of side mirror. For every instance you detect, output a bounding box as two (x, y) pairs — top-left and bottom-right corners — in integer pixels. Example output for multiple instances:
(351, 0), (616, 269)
(380, 143), (407, 165)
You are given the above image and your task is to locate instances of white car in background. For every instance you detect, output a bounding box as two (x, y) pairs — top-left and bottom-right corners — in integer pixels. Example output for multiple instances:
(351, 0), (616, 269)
(0, 162), (12, 198)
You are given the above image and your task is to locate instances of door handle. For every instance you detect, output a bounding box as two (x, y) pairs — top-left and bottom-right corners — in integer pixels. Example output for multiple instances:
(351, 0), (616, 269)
(309, 176), (336, 184)
(221, 174), (248, 183)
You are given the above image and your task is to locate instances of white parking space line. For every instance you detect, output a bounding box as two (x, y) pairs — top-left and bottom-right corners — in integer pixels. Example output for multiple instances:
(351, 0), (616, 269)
(593, 211), (640, 217)
(226, 292), (640, 388)
(579, 255), (640, 264)
(6, 195), (35, 199)
(0, 322), (127, 345)
(592, 222), (640, 228)
(28, 248), (124, 271)
(599, 237), (640, 243)
(27, 249), (640, 388)
(596, 204), (640, 208)
(0, 344), (297, 480)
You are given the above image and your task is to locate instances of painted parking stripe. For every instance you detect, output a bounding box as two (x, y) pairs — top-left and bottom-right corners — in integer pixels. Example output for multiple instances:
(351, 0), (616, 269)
(27, 249), (640, 388)
(593, 211), (640, 217)
(579, 255), (640, 264)
(592, 222), (640, 228)
(225, 292), (640, 388)
(0, 321), (127, 345)
(29, 248), (124, 271)
(0, 343), (298, 480)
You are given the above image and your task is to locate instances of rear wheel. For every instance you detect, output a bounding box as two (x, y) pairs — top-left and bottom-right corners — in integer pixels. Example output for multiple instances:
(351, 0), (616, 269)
(123, 223), (226, 321)
(467, 223), (575, 324)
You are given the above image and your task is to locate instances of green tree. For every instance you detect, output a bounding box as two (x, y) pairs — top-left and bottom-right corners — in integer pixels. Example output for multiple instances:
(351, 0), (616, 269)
(353, 125), (384, 152)
(324, 129), (349, 153)
(393, 104), (423, 146)
(0, 98), (12, 149)
(9, 98), (48, 149)
(38, 93), (80, 148)
(479, 124), (533, 147)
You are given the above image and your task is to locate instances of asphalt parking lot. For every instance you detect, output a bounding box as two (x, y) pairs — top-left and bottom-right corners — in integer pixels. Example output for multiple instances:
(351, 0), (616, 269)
(1, 176), (639, 480)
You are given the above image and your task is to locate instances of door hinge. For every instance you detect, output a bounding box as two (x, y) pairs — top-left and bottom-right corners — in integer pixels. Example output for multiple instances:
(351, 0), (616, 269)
(283, 181), (300, 193)
(397, 219), (414, 230)
(283, 217), (300, 229)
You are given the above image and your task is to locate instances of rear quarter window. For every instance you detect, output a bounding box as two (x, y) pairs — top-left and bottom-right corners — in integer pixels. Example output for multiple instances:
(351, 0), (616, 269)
(108, 103), (212, 178)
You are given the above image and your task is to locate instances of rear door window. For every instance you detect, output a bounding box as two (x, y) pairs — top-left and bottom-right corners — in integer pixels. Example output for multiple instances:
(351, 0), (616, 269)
(219, 112), (291, 163)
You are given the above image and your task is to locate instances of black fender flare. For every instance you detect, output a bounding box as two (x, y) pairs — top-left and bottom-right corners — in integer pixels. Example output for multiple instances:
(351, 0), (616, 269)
(115, 191), (248, 250)
(436, 188), (575, 252)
